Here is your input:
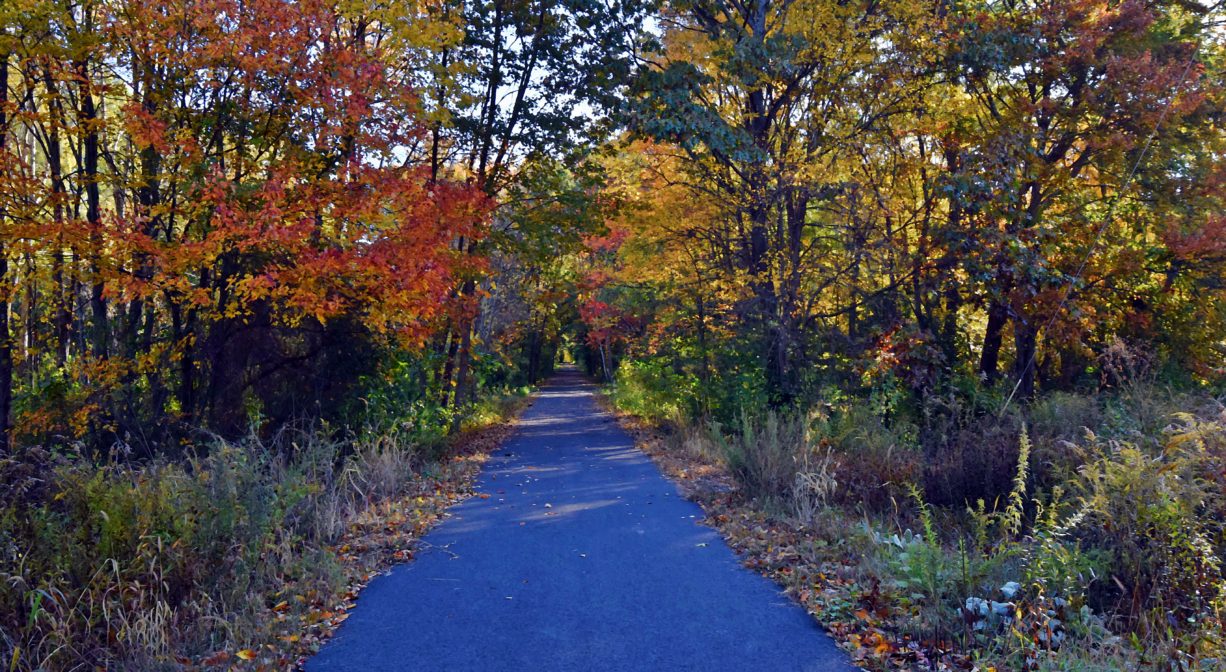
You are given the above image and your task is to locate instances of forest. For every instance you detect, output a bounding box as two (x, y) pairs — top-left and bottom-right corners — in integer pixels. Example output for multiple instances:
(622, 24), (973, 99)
(1, 0), (1224, 668)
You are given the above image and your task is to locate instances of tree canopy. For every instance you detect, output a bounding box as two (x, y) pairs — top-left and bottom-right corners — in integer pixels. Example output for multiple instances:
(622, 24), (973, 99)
(1, 0), (1225, 666)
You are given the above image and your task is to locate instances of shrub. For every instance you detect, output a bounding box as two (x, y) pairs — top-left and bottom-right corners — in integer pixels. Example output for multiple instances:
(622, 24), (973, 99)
(459, 385), (533, 435)
(674, 423), (723, 463)
(617, 368), (1226, 668)
(1072, 412), (1226, 662)
(711, 409), (825, 504)
(1029, 393), (1102, 443)
(1027, 392), (1102, 489)
(0, 429), (427, 670)
(924, 418), (1023, 508)
(791, 446), (838, 524)
(822, 404), (921, 512)
(611, 359), (698, 423)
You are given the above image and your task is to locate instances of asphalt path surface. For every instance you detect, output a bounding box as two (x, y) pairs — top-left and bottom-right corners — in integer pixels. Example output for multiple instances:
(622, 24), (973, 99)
(307, 367), (852, 671)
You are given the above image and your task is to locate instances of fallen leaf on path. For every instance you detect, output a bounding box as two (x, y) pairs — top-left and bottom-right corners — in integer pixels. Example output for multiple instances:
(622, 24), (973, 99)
(202, 651), (230, 665)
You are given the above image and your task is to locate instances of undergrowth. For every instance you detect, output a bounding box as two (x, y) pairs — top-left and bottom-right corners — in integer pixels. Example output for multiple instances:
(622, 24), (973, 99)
(610, 371), (1226, 670)
(0, 389), (531, 670)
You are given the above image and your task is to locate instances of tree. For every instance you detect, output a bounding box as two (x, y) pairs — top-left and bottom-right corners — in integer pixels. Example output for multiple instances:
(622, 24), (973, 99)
(630, 0), (935, 403)
(0, 0), (489, 446)
(947, 0), (1212, 398)
(424, 0), (647, 409)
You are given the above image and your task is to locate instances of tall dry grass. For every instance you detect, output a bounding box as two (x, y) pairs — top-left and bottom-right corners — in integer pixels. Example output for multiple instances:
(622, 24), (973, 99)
(0, 416), (496, 670)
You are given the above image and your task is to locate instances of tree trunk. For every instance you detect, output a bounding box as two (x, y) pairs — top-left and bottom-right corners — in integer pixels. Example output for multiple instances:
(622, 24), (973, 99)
(696, 293), (711, 416)
(448, 272), (479, 414)
(78, 54), (108, 359)
(941, 284), (961, 374)
(169, 297), (195, 423)
(599, 341), (611, 382)
(1055, 346), (1087, 390)
(938, 144), (964, 378)
(439, 325), (459, 407)
(526, 324), (541, 385)
(21, 253), (35, 386)
(131, 61), (162, 359)
(453, 317), (475, 408)
(1012, 319), (1037, 400)
(980, 298), (1009, 385)
(0, 49), (14, 453)
(746, 147), (785, 402)
(42, 65), (71, 366)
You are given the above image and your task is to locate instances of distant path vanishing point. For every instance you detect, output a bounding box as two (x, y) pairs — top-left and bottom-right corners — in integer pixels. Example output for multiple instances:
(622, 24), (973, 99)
(307, 366), (853, 671)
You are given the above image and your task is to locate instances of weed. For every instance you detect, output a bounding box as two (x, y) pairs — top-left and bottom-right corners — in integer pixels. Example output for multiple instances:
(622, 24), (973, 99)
(0, 387), (530, 670)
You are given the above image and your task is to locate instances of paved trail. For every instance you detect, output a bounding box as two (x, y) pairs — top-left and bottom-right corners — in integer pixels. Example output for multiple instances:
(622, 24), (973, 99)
(308, 368), (852, 671)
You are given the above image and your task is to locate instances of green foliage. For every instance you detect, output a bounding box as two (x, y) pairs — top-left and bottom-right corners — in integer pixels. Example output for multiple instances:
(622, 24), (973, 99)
(1022, 491), (1101, 614)
(610, 359), (699, 423)
(897, 484), (951, 600)
(347, 349), (531, 452)
(347, 351), (457, 448)
(459, 386), (534, 434)
(1002, 425), (1031, 539)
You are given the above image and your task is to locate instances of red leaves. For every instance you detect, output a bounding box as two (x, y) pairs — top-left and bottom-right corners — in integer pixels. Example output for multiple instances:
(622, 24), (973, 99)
(121, 102), (171, 152)
(1165, 216), (1226, 265)
(582, 226), (628, 254)
(0, 0), (499, 443)
(577, 226), (645, 351)
(96, 0), (493, 345)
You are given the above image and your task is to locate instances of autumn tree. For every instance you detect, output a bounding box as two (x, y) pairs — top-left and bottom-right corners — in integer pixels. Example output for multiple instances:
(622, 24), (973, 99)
(602, 0), (1224, 417)
(422, 0), (646, 409)
(943, 0), (1213, 398)
(630, 0), (937, 403)
(0, 0), (490, 448)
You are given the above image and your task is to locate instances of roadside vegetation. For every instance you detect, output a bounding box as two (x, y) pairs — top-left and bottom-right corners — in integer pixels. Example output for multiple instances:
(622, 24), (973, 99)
(578, 0), (1226, 667)
(1, 388), (531, 670)
(608, 367), (1226, 670)
(2, 0), (620, 667)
